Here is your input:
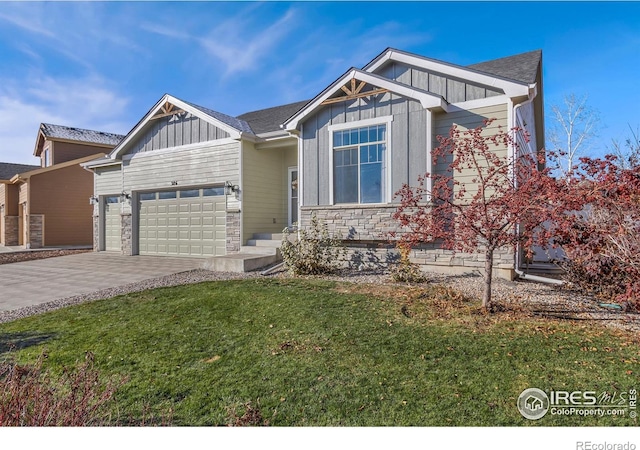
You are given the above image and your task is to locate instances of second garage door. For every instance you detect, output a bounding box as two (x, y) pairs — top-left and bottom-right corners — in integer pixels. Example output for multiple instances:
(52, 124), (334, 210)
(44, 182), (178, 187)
(138, 187), (226, 257)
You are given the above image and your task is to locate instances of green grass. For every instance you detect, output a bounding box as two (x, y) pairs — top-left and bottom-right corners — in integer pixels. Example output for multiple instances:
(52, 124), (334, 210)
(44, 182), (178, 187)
(0, 278), (638, 426)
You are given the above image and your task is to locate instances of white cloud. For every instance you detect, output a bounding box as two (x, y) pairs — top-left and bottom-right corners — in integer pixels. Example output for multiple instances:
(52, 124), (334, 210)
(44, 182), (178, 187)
(0, 76), (131, 164)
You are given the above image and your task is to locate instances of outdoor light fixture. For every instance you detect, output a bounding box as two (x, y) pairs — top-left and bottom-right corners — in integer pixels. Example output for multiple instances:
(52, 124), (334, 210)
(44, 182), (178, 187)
(89, 195), (98, 205)
(119, 192), (131, 202)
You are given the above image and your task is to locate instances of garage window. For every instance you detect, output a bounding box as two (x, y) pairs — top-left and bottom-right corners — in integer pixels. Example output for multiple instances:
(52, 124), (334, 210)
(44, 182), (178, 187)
(203, 187), (225, 196)
(159, 191), (177, 199)
(180, 189), (200, 198)
(139, 192), (156, 201)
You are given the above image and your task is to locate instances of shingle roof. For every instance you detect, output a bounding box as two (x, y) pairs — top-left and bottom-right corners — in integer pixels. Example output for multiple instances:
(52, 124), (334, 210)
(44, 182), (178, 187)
(237, 100), (310, 134)
(467, 50), (542, 85)
(0, 162), (40, 180)
(40, 123), (125, 146)
(183, 100), (254, 134)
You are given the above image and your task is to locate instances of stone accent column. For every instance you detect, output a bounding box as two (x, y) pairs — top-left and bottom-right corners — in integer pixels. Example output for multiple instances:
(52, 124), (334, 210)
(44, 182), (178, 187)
(29, 215), (44, 249)
(226, 211), (241, 253)
(93, 214), (100, 252)
(4, 216), (19, 246)
(121, 214), (133, 256)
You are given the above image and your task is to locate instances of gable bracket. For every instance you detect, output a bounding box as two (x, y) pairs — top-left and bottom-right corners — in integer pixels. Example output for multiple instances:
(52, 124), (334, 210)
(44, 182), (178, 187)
(151, 101), (186, 120)
(321, 80), (389, 106)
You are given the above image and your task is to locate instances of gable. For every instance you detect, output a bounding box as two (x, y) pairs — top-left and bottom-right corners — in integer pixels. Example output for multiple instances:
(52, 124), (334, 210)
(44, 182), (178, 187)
(373, 61), (503, 104)
(122, 112), (231, 157)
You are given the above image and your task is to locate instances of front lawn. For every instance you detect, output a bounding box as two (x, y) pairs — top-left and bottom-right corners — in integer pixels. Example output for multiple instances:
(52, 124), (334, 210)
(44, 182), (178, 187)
(0, 278), (637, 426)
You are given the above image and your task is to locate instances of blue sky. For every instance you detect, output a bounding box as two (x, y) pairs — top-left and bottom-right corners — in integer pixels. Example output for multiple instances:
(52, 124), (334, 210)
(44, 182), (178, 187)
(0, 1), (638, 164)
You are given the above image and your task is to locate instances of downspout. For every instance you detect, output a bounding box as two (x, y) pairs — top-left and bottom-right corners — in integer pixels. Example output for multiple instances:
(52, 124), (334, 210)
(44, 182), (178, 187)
(512, 92), (564, 286)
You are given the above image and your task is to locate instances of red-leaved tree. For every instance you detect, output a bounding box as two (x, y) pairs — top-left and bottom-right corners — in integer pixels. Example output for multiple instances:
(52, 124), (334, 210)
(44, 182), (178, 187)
(393, 119), (572, 309)
(552, 155), (640, 310)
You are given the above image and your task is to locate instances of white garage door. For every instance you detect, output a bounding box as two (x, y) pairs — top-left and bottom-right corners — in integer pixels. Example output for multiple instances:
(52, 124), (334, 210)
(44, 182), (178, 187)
(104, 196), (121, 252)
(138, 187), (226, 257)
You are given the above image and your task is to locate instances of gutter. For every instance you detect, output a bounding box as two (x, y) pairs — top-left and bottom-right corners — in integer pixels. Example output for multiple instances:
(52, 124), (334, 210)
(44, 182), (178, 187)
(512, 90), (564, 286)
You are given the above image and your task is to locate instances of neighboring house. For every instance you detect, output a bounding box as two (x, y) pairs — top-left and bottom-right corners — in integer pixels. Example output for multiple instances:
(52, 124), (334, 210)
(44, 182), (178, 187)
(0, 124), (124, 248)
(0, 162), (40, 245)
(85, 48), (543, 279)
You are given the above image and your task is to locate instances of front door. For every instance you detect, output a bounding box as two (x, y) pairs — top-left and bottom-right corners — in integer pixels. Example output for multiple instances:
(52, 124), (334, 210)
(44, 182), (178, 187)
(288, 167), (298, 228)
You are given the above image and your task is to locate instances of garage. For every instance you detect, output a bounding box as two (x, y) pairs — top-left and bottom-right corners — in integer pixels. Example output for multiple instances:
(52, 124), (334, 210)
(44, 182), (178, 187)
(104, 196), (121, 252)
(138, 186), (226, 257)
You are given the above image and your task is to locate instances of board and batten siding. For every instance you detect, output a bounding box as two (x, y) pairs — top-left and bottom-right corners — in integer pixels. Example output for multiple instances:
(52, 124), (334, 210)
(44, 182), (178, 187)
(302, 95), (428, 206)
(94, 165), (122, 196)
(123, 113), (231, 157)
(122, 141), (240, 193)
(241, 142), (296, 243)
(374, 61), (503, 104)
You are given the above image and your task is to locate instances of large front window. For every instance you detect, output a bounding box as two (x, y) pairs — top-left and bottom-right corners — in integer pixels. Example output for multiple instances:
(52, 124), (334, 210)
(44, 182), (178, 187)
(333, 123), (386, 204)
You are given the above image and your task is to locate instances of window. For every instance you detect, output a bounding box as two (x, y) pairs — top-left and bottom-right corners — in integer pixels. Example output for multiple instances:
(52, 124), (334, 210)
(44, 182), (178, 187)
(43, 148), (51, 167)
(158, 191), (177, 199)
(203, 187), (225, 196)
(139, 192), (156, 201)
(333, 123), (387, 204)
(179, 189), (200, 198)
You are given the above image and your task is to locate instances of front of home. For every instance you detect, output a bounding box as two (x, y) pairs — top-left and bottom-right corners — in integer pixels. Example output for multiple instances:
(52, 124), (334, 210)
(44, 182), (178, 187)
(85, 48), (544, 279)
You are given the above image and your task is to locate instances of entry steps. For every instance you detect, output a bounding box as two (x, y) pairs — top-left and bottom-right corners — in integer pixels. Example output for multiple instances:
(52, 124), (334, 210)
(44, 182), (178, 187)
(204, 233), (288, 273)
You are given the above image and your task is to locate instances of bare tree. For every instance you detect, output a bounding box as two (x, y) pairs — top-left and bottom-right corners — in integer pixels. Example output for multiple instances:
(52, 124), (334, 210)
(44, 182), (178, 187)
(609, 124), (640, 169)
(547, 93), (600, 178)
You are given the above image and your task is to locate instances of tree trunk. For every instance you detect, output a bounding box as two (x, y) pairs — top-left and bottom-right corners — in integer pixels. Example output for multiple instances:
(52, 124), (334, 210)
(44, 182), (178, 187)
(482, 248), (494, 310)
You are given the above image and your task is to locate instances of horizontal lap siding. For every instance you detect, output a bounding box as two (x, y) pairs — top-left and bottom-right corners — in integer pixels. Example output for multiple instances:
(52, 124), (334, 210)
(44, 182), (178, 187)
(433, 104), (509, 199)
(52, 142), (108, 165)
(242, 142), (295, 243)
(123, 142), (240, 193)
(95, 165), (122, 196)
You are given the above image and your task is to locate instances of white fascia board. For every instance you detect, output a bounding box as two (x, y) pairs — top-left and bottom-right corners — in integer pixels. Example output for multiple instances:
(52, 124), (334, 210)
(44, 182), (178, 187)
(111, 94), (243, 159)
(284, 69), (443, 131)
(365, 50), (530, 98)
(80, 158), (122, 170)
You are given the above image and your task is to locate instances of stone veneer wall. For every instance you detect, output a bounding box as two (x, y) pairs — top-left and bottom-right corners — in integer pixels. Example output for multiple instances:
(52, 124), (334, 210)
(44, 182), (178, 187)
(28, 215), (44, 249)
(93, 214), (100, 251)
(226, 211), (241, 253)
(121, 214), (132, 256)
(4, 216), (19, 246)
(300, 205), (516, 280)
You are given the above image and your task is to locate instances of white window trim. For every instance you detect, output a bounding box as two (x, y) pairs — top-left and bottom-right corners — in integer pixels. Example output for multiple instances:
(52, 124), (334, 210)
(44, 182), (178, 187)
(328, 115), (393, 205)
(287, 166), (298, 227)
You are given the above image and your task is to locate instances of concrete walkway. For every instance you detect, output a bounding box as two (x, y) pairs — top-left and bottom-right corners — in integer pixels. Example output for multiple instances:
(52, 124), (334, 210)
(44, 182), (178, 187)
(0, 252), (204, 312)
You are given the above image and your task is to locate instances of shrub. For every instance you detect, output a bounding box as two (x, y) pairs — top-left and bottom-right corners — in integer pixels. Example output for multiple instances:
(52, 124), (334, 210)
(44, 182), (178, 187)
(280, 214), (346, 275)
(390, 244), (427, 283)
(0, 351), (125, 426)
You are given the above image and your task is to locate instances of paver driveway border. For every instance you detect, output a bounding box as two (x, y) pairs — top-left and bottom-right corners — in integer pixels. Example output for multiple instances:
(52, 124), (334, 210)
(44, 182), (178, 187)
(0, 252), (205, 312)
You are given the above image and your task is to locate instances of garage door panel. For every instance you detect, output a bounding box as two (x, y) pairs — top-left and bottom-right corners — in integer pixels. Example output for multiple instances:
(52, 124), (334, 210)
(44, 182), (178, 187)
(104, 198), (121, 252)
(139, 188), (226, 257)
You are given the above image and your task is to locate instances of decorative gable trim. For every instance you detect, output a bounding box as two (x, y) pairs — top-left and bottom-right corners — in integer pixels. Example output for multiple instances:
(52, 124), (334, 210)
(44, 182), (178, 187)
(364, 49), (532, 98)
(110, 94), (251, 159)
(284, 68), (446, 131)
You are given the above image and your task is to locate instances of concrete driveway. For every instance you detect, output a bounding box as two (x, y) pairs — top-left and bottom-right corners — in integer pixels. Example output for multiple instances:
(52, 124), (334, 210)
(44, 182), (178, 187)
(0, 252), (205, 312)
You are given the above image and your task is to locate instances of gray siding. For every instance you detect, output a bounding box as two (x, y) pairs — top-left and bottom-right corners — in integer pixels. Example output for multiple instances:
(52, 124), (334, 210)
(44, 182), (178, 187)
(123, 141), (240, 193)
(375, 61), (503, 103)
(301, 96), (428, 206)
(123, 113), (231, 156)
(94, 165), (122, 195)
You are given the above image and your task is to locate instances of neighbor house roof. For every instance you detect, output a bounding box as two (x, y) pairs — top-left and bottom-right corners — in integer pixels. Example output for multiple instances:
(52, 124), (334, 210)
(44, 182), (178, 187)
(0, 162), (41, 181)
(238, 100), (311, 135)
(183, 100), (254, 134)
(40, 123), (125, 147)
(467, 50), (542, 85)
(11, 153), (106, 183)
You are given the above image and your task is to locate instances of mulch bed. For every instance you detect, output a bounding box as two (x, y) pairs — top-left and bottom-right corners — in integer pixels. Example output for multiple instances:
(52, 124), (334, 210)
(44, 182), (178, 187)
(0, 249), (91, 265)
